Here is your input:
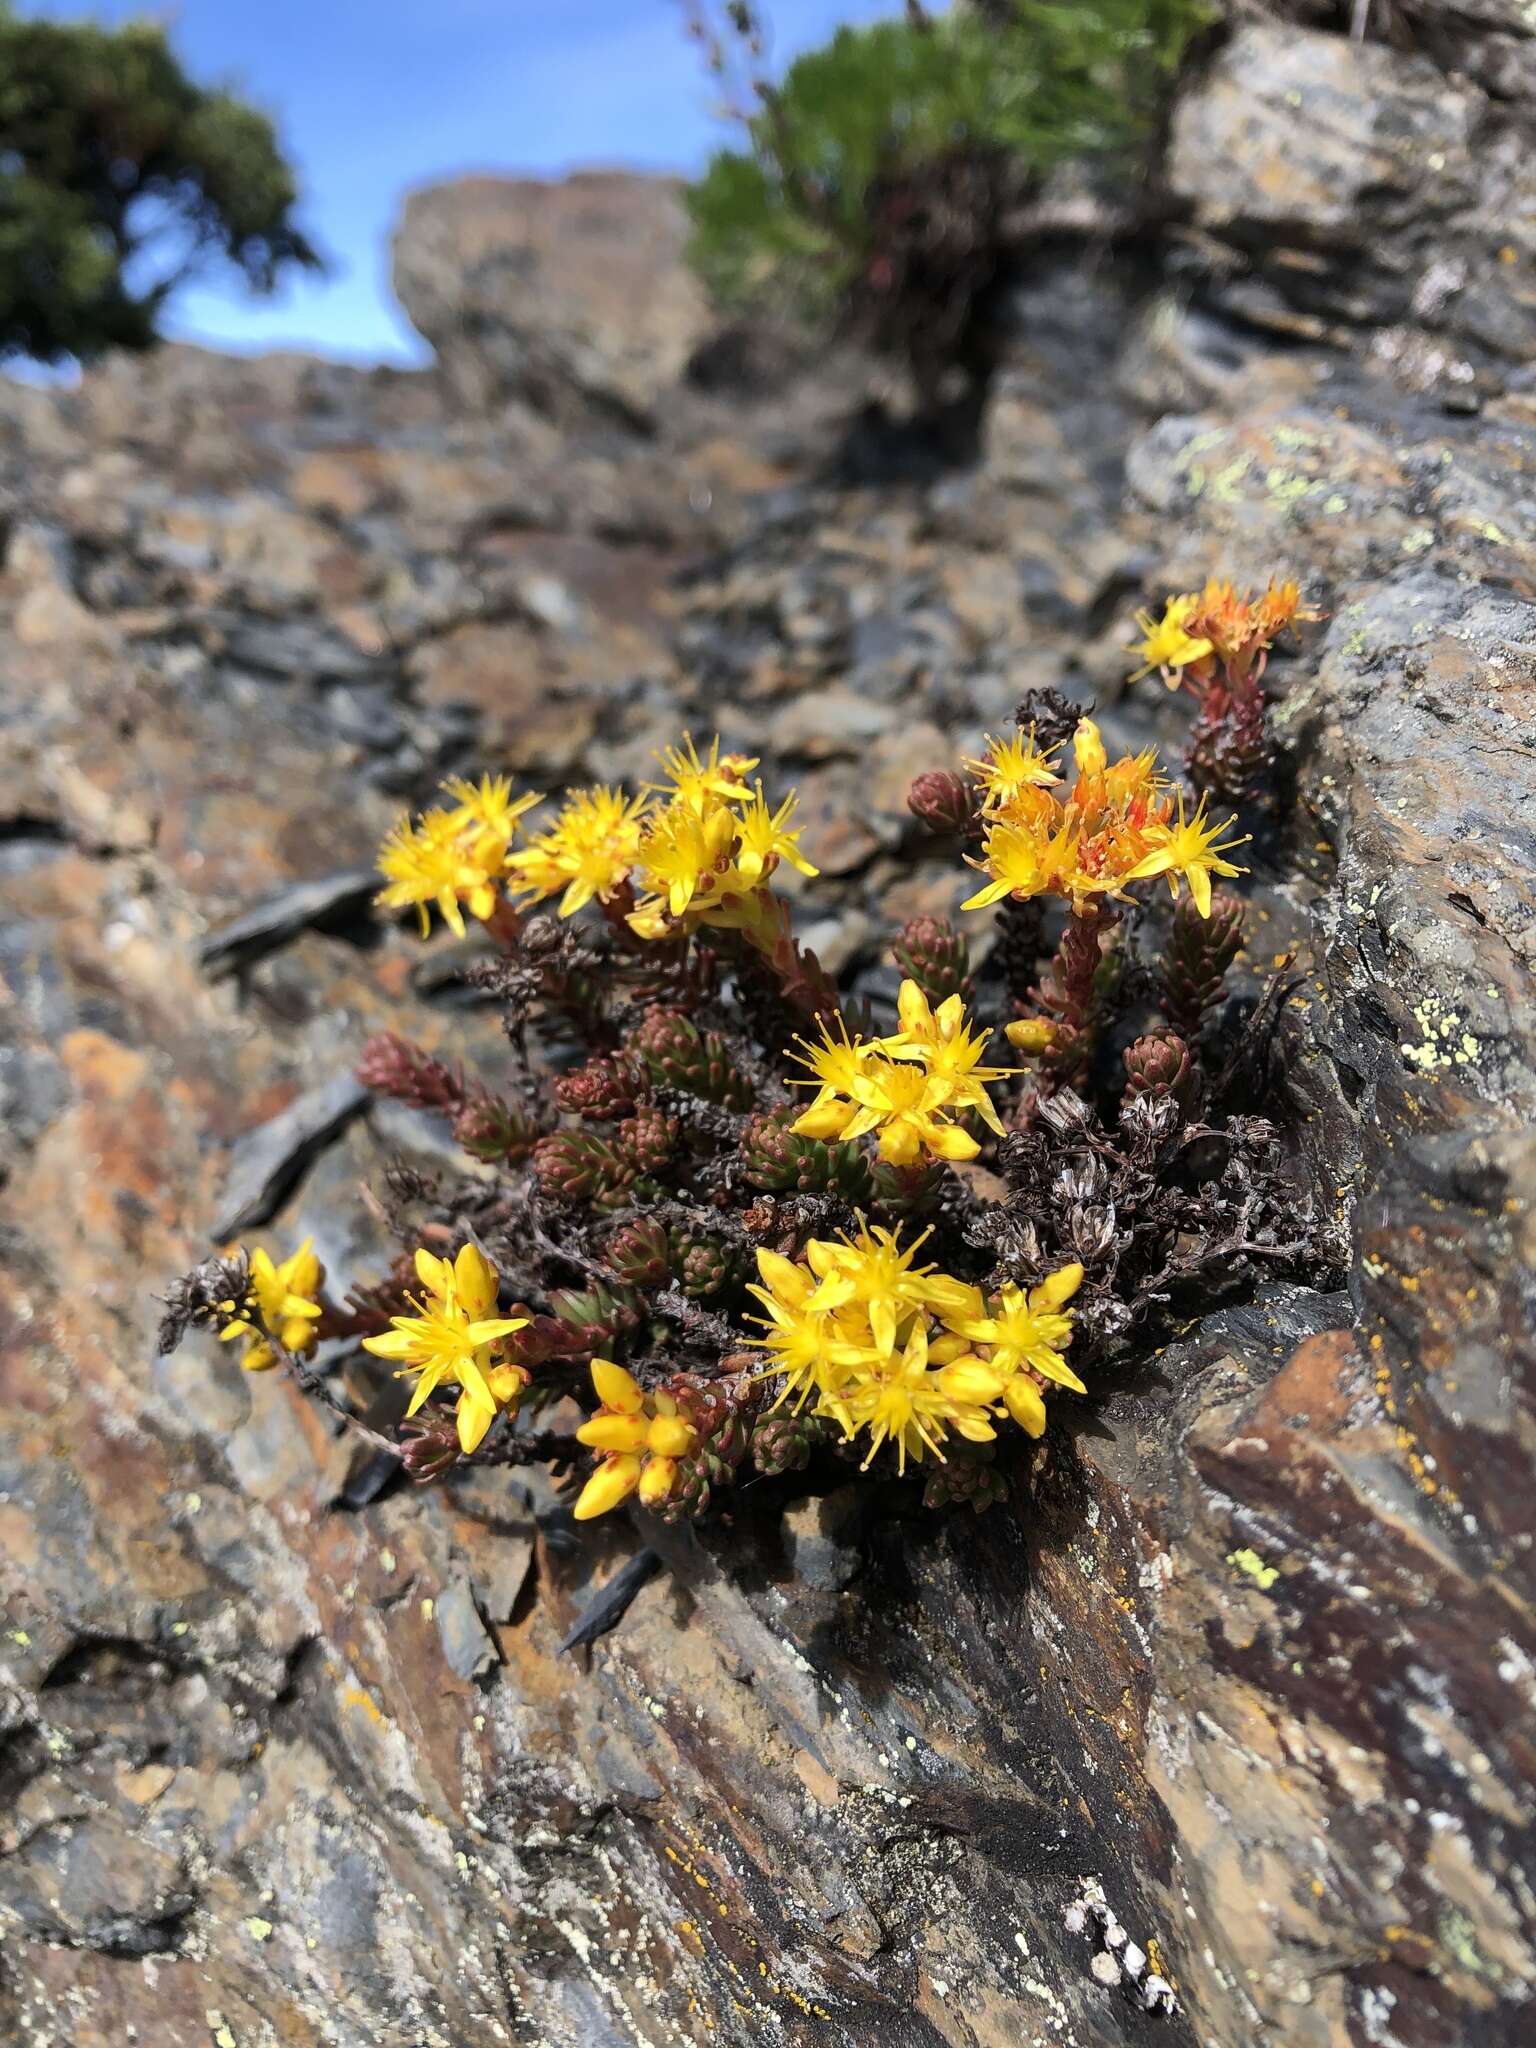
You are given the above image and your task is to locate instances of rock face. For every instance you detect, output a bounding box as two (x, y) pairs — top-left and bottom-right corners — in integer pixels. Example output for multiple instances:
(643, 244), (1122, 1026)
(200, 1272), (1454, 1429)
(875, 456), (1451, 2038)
(1172, 17), (1536, 379)
(2, 18), (1535, 2048)
(392, 171), (714, 426)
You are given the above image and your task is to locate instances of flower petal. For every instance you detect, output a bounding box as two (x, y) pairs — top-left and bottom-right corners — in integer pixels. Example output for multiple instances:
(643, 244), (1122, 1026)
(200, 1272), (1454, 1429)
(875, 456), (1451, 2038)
(453, 1243), (499, 1317)
(591, 1358), (644, 1414)
(577, 1414), (650, 1453)
(573, 1454), (642, 1520)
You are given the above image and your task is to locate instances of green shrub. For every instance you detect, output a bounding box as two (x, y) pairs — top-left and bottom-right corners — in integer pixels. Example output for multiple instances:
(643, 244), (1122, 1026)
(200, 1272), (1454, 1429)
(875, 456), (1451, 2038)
(0, 5), (319, 362)
(685, 2), (1211, 394)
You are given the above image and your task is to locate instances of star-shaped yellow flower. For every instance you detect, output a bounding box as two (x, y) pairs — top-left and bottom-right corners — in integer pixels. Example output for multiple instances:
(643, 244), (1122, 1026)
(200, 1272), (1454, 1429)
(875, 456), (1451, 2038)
(219, 1239), (325, 1373)
(1128, 594), (1216, 684)
(1124, 793), (1249, 917)
(363, 1244), (528, 1453)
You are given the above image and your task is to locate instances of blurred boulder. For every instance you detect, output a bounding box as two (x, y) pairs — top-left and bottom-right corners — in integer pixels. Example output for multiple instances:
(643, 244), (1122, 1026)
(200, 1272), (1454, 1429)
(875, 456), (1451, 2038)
(391, 172), (714, 428)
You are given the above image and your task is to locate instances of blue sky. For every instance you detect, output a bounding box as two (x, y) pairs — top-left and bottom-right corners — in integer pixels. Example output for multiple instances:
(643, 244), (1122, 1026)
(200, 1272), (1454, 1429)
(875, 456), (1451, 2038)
(18, 1), (896, 363)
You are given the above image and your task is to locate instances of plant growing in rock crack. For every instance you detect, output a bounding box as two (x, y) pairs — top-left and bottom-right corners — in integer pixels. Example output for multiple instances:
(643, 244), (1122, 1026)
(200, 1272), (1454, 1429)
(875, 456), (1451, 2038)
(681, 0), (1211, 420)
(162, 627), (1335, 1532)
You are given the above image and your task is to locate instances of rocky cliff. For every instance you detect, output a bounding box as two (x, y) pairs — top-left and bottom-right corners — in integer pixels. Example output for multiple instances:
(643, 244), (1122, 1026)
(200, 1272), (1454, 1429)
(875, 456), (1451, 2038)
(1, 9), (1533, 2046)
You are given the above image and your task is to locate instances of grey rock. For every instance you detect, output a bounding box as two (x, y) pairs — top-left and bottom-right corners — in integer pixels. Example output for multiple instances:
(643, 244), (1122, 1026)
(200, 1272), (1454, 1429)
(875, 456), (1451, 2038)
(1169, 21), (1536, 373)
(0, 1816), (194, 1956)
(221, 615), (383, 683)
(212, 1072), (370, 1238)
(781, 1486), (866, 1593)
(435, 1576), (499, 1681)
(198, 868), (379, 973)
(392, 173), (711, 426)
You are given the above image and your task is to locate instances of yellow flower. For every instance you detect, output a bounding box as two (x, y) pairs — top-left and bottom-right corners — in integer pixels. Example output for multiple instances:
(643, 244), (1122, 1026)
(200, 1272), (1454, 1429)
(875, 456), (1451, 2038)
(1124, 793), (1249, 917)
(1072, 718), (1108, 780)
(376, 807), (503, 939)
(960, 1264), (1085, 1433)
(219, 1239), (325, 1373)
(1128, 594), (1216, 683)
(833, 1315), (999, 1474)
(1138, 578), (1320, 681)
(650, 733), (758, 815)
(887, 980), (1007, 1132)
(628, 777), (818, 941)
(1004, 1017), (1057, 1055)
(960, 815), (1078, 912)
(957, 716), (1205, 918)
(745, 1226), (1083, 1473)
(963, 731), (1061, 811)
(799, 1222), (942, 1356)
(732, 784), (819, 887)
(791, 1044), (979, 1166)
(788, 993), (1000, 1166)
(375, 773), (540, 938)
(745, 1248), (870, 1413)
(789, 1013), (873, 1098)
(842, 1055), (983, 1166)
(633, 797), (738, 918)
(1103, 744), (1163, 810)
(363, 1244), (528, 1453)
(507, 785), (649, 918)
(441, 773), (541, 861)
(1252, 576), (1317, 645)
(573, 1359), (698, 1517)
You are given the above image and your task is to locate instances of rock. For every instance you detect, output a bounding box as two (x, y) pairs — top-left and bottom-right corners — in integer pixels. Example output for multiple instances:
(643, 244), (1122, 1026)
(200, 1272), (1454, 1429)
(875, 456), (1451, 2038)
(212, 1073), (370, 1238)
(558, 1548), (663, 1654)
(392, 173), (713, 427)
(2, 27), (1535, 2044)
(781, 1486), (866, 1593)
(434, 1576), (499, 1681)
(1284, 566), (1536, 1109)
(0, 1814), (195, 1956)
(1169, 21), (1536, 375)
(198, 868), (379, 974)
(408, 618), (601, 773)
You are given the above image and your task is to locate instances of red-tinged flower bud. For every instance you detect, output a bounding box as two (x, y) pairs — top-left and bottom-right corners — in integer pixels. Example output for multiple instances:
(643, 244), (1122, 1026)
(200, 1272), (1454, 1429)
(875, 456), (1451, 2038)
(891, 915), (974, 1007)
(606, 1215), (672, 1288)
(907, 768), (976, 838)
(398, 1412), (463, 1484)
(922, 1444), (1009, 1513)
(655, 1373), (753, 1522)
(451, 1092), (541, 1164)
(1122, 1032), (1193, 1108)
(533, 1128), (635, 1204)
(1162, 890), (1245, 1037)
(741, 1107), (872, 1201)
(616, 1106), (679, 1179)
(750, 1407), (831, 1477)
(554, 1055), (640, 1122)
(627, 1007), (753, 1110)
(547, 1282), (646, 1359)
(356, 1033), (465, 1113)
(669, 1227), (744, 1301)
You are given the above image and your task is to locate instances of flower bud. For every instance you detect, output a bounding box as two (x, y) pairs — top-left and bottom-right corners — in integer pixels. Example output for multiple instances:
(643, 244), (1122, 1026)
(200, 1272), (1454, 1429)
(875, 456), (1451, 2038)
(891, 915), (974, 1007)
(907, 768), (976, 837)
(1122, 1032), (1193, 1107)
(1005, 1017), (1057, 1055)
